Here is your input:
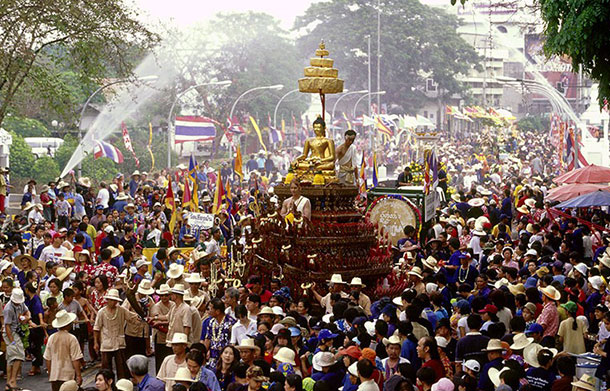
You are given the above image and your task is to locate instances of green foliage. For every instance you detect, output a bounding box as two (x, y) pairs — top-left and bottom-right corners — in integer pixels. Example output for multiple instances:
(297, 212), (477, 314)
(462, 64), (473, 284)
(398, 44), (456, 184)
(0, 0), (159, 129)
(81, 155), (119, 182)
(8, 132), (36, 179)
(54, 134), (79, 171)
(2, 116), (50, 138)
(517, 115), (551, 133)
(31, 157), (60, 184)
(295, 0), (481, 113)
(538, 0), (610, 108)
(169, 12), (310, 123)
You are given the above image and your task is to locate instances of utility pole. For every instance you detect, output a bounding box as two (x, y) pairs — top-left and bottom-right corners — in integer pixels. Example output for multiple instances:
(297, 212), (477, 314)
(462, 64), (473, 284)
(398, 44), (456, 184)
(368, 35), (372, 119)
(377, 0), (381, 112)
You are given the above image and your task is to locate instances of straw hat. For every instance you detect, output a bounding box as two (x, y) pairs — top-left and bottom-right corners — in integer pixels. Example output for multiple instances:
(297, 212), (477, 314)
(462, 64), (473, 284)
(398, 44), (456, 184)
(116, 378), (134, 391)
(107, 246), (121, 259)
(482, 339), (504, 352)
(56, 266), (74, 281)
(326, 273), (345, 284)
(468, 198), (485, 208)
(168, 367), (193, 383)
(494, 278), (509, 289)
(115, 193), (129, 201)
(156, 283), (170, 295)
(451, 193), (461, 202)
(517, 205), (530, 214)
(185, 273), (205, 284)
(539, 285), (561, 301)
(52, 309), (77, 329)
(258, 306), (275, 316)
(524, 198), (536, 208)
(23, 201), (36, 211)
(274, 347), (297, 365)
(104, 289), (123, 302)
(13, 254), (36, 270)
(59, 380), (79, 391)
(168, 333), (188, 345)
(508, 283), (525, 296)
(170, 283), (185, 295)
(167, 263), (184, 279)
(168, 247), (182, 257)
(382, 335), (402, 346)
(236, 338), (261, 353)
(571, 374), (596, 391)
(599, 254), (610, 269)
(125, 203), (136, 211)
(59, 251), (76, 263)
(77, 177), (92, 188)
(509, 333), (534, 350)
(422, 256), (440, 273)
(349, 277), (365, 287)
(408, 266), (424, 279)
(524, 343), (558, 367)
(488, 367), (509, 388)
(137, 279), (155, 295)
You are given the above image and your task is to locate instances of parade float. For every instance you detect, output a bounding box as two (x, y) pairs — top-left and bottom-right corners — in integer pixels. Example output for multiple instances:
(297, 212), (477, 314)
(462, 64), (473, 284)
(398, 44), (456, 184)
(236, 43), (398, 296)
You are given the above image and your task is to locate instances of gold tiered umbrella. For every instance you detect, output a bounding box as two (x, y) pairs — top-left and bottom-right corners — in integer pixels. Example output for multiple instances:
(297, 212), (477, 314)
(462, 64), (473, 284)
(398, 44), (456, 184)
(298, 41), (344, 121)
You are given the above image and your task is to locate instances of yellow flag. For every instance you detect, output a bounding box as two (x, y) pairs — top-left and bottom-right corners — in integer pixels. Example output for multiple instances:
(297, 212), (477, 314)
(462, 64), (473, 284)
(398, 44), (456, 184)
(249, 116), (267, 153)
(234, 145), (243, 180)
(148, 122), (155, 171)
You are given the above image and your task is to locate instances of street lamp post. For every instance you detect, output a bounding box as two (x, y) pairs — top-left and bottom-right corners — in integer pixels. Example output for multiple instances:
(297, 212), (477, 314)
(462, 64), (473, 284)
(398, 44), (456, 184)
(166, 80), (232, 168)
(273, 88), (299, 129)
(353, 91), (386, 118)
(227, 84), (283, 156)
(78, 75), (158, 178)
(331, 90), (368, 126)
(229, 84), (284, 124)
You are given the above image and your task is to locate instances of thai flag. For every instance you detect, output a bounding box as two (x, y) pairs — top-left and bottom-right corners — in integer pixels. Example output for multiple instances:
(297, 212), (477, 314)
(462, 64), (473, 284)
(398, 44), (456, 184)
(94, 140), (124, 164)
(174, 116), (216, 144)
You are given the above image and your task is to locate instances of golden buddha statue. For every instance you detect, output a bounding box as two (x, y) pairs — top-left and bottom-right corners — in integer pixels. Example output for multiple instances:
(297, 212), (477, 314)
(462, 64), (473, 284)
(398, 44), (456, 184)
(292, 116), (336, 181)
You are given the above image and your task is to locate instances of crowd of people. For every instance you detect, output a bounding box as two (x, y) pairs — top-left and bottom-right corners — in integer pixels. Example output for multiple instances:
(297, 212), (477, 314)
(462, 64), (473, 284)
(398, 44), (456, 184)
(0, 127), (609, 391)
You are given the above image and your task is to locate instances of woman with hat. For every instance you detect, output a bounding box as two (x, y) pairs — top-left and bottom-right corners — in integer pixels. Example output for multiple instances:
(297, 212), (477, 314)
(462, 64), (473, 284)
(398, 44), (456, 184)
(536, 286), (560, 346)
(558, 301), (586, 354)
(43, 309), (83, 391)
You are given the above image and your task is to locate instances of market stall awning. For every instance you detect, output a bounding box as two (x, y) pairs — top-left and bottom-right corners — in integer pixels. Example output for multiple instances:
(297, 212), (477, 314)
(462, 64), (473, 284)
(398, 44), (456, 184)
(553, 164), (610, 184)
(546, 183), (610, 202)
(555, 190), (610, 208)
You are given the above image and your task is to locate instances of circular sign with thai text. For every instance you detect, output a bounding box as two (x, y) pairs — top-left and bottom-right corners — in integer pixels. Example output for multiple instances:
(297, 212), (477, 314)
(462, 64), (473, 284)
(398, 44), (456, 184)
(365, 195), (421, 246)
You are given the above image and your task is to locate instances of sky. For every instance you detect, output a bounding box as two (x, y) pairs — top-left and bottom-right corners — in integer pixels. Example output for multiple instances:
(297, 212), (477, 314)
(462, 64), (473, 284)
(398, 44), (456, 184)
(133, 0), (325, 30)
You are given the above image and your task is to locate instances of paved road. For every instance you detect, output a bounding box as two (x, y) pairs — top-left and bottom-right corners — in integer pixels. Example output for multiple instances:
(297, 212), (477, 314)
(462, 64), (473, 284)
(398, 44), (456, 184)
(4, 348), (157, 390)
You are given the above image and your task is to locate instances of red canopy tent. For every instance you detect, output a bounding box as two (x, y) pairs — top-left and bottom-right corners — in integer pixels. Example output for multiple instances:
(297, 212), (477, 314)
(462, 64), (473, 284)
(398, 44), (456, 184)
(546, 183), (610, 202)
(553, 164), (610, 184)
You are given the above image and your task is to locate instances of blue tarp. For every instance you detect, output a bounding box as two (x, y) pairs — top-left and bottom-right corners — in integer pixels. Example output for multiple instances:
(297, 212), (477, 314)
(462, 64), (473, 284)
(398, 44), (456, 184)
(555, 190), (610, 208)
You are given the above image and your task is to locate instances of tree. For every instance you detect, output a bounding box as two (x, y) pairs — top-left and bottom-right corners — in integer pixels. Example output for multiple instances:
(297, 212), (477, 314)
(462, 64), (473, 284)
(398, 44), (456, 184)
(295, 0), (481, 113)
(2, 116), (50, 138)
(538, 0), (610, 107)
(31, 157), (60, 184)
(0, 0), (158, 129)
(8, 132), (36, 179)
(167, 12), (309, 124)
(517, 115), (550, 133)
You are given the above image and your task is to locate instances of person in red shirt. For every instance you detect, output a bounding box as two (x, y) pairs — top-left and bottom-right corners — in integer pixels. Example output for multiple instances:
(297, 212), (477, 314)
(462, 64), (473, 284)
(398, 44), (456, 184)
(246, 276), (272, 304)
(416, 336), (445, 382)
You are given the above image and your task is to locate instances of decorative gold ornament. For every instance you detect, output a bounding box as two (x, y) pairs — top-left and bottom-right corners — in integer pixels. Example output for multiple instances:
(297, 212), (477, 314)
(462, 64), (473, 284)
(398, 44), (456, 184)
(298, 41), (344, 94)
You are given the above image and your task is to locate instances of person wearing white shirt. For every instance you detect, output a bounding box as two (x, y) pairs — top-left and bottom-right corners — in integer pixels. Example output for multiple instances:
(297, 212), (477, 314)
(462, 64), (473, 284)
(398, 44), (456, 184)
(27, 205), (44, 224)
(357, 359), (380, 391)
(230, 305), (257, 345)
(96, 182), (110, 209)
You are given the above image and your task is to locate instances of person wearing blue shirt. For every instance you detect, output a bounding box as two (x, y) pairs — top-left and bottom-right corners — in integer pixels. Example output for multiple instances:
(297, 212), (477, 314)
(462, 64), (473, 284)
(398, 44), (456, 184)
(129, 172), (140, 198)
(187, 348), (221, 391)
(127, 355), (165, 391)
(478, 340), (504, 391)
(113, 193), (128, 213)
(73, 192), (86, 219)
(77, 222), (94, 250)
